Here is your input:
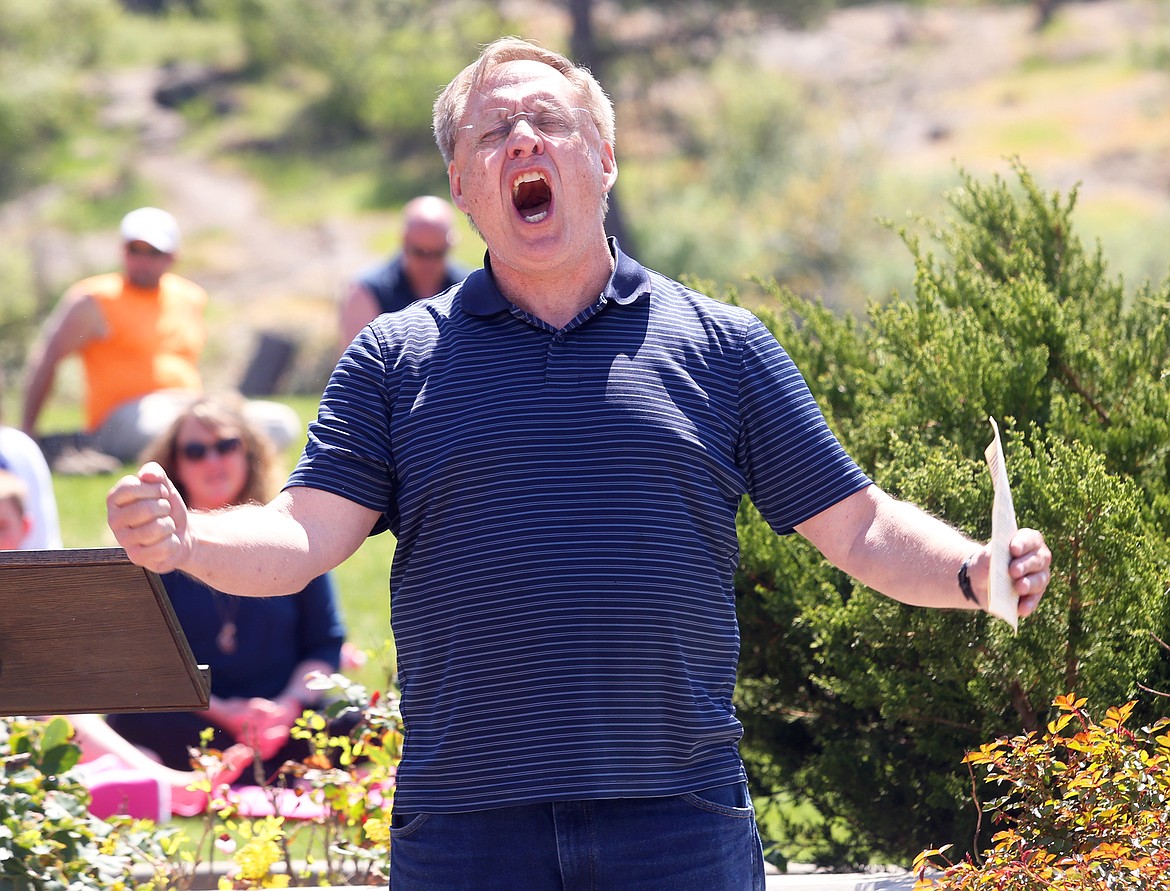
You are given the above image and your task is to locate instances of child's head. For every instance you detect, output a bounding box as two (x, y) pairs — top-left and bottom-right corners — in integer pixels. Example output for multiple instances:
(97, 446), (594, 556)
(0, 469), (31, 550)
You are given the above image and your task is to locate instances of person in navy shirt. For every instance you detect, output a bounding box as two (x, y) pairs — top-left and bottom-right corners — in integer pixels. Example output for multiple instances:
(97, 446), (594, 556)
(107, 393), (347, 779)
(337, 194), (468, 353)
(109, 38), (1052, 890)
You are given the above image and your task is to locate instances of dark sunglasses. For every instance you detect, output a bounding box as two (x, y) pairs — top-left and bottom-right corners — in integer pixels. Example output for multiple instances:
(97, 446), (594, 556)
(404, 244), (449, 260)
(125, 242), (169, 257)
(178, 437), (242, 462)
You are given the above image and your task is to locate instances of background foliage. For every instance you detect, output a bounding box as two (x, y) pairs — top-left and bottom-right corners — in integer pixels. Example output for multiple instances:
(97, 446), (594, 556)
(4, 0), (1164, 392)
(734, 163), (1170, 868)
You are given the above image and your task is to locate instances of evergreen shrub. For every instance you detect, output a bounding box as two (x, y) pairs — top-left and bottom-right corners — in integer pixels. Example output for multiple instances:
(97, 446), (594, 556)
(733, 160), (1170, 867)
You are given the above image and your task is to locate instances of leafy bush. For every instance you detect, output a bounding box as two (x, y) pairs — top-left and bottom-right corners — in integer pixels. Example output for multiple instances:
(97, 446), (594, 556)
(211, 0), (506, 151)
(0, 672), (401, 889)
(628, 54), (884, 311)
(914, 694), (1170, 889)
(734, 161), (1170, 867)
(0, 0), (118, 197)
(0, 716), (180, 889)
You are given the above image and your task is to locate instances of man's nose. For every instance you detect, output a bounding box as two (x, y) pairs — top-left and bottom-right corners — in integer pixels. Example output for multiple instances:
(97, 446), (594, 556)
(507, 119), (544, 157)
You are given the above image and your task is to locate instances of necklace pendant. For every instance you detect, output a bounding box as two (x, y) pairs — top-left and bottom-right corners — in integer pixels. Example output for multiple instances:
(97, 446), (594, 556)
(217, 620), (237, 654)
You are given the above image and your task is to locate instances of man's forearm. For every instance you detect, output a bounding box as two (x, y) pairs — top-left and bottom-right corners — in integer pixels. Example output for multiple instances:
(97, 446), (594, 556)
(799, 485), (987, 611)
(181, 502), (324, 598)
(110, 472), (378, 595)
(800, 484), (1050, 618)
(846, 493), (987, 611)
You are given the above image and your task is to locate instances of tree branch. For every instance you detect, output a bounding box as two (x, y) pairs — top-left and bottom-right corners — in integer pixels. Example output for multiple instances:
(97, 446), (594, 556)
(1008, 680), (1040, 733)
(1057, 358), (1110, 426)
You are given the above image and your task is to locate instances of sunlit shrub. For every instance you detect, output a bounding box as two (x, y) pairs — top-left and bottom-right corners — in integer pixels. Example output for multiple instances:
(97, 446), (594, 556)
(194, 671), (401, 888)
(0, 670), (401, 889)
(914, 694), (1170, 890)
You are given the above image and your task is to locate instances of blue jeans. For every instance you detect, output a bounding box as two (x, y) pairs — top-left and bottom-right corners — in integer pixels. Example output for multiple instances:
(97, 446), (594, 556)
(389, 782), (765, 890)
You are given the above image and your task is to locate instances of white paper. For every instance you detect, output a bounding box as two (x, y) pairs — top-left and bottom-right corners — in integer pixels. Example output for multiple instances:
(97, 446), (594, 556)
(984, 417), (1019, 632)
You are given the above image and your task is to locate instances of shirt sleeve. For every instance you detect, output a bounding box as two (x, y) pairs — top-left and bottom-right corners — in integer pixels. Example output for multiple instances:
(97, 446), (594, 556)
(286, 325), (399, 535)
(735, 316), (872, 534)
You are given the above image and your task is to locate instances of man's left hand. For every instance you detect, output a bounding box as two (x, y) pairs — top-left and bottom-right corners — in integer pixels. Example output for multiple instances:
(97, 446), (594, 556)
(1008, 527), (1052, 617)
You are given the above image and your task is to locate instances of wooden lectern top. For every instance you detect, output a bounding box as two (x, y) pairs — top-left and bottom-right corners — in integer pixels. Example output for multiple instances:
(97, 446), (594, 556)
(0, 547), (209, 716)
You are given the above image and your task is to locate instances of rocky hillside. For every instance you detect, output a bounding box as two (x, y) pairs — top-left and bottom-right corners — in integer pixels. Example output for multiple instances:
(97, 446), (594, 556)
(7, 0), (1169, 394)
(754, 0), (1170, 284)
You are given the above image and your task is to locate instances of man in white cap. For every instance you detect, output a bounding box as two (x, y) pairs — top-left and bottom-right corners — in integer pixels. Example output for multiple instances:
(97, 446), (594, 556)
(22, 207), (207, 466)
(23, 208), (302, 468)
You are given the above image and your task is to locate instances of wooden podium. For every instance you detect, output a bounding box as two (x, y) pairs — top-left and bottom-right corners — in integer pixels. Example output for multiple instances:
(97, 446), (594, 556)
(0, 548), (209, 716)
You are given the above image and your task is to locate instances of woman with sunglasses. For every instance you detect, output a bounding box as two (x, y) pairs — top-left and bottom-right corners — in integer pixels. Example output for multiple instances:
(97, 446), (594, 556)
(107, 393), (350, 782)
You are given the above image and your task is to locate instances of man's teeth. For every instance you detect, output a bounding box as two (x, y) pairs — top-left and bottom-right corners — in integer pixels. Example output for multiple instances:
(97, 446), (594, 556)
(513, 172), (545, 189)
(513, 171), (550, 223)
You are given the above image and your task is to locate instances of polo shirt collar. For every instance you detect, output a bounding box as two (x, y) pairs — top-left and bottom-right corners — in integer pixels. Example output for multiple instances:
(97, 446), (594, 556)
(461, 238), (651, 318)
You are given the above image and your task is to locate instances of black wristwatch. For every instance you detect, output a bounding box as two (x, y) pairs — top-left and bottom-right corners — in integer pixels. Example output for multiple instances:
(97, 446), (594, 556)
(958, 555), (979, 605)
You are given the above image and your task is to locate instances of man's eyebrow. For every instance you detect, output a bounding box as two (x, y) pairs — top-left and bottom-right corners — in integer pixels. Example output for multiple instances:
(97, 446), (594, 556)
(477, 93), (568, 110)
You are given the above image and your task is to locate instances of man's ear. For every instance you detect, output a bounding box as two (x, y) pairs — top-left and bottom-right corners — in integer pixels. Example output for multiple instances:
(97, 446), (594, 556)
(600, 142), (618, 194)
(449, 163), (468, 213)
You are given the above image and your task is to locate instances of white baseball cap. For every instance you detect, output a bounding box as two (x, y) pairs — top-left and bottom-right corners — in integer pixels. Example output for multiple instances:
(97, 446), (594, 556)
(120, 207), (181, 254)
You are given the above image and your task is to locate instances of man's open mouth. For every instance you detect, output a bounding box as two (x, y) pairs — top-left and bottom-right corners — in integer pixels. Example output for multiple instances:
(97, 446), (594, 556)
(512, 172), (552, 223)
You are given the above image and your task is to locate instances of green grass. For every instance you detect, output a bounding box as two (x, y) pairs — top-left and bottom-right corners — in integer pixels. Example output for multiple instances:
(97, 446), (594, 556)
(102, 9), (244, 70)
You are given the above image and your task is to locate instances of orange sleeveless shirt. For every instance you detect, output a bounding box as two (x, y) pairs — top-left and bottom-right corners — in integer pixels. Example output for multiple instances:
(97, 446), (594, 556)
(78, 272), (207, 430)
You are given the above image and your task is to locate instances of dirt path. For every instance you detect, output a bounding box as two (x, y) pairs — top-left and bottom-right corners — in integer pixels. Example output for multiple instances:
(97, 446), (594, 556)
(93, 66), (391, 387)
(101, 66), (381, 305)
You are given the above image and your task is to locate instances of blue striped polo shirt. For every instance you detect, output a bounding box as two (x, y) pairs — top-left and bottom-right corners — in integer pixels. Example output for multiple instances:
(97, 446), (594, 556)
(287, 242), (871, 813)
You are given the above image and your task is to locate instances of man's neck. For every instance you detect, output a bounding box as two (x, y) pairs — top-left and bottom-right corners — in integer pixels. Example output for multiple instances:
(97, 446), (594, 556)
(124, 272), (165, 290)
(490, 240), (615, 330)
(406, 271), (447, 301)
